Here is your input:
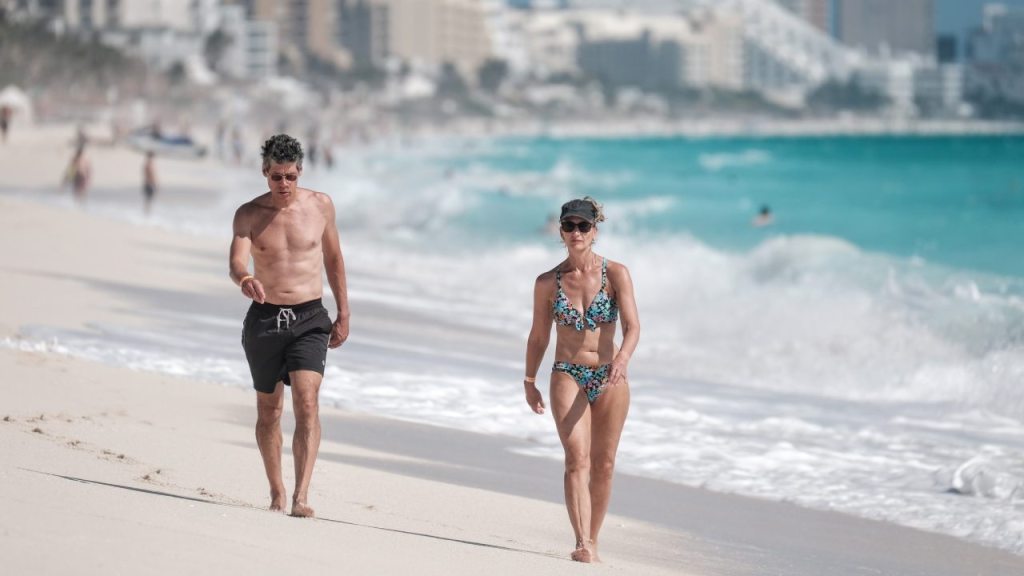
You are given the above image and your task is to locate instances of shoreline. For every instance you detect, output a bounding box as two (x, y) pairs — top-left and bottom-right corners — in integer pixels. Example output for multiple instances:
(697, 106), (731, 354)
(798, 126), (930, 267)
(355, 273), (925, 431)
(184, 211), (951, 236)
(7, 115), (1024, 156)
(5, 338), (1024, 575)
(407, 115), (1024, 142)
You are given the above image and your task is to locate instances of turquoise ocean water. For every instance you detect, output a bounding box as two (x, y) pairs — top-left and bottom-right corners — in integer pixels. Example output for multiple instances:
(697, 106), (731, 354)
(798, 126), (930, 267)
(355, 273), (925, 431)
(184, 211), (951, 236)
(440, 135), (1024, 278)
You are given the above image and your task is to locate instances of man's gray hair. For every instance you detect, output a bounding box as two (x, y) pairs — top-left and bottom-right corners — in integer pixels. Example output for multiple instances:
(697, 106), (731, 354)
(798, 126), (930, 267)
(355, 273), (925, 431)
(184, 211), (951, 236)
(261, 134), (304, 170)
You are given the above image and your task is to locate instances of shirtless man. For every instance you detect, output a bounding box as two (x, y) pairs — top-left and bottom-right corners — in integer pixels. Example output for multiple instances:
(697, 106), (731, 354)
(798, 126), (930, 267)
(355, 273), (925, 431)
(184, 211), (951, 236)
(229, 134), (350, 517)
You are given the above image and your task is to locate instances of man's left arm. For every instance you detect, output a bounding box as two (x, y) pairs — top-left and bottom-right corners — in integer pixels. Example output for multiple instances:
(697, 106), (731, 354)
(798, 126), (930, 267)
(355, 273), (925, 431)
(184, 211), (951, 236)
(320, 194), (349, 348)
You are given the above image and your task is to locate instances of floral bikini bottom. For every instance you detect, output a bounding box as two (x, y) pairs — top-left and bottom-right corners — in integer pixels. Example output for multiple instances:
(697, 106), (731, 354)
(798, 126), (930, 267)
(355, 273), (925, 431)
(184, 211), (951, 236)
(552, 361), (611, 404)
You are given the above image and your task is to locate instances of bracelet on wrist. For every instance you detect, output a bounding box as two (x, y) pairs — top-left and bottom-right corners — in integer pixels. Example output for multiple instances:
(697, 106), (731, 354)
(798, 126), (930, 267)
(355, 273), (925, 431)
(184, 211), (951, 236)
(239, 275), (254, 286)
(523, 376), (536, 384)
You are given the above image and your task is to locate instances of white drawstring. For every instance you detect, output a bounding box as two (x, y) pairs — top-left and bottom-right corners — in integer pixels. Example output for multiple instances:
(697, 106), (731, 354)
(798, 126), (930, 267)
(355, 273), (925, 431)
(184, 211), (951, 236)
(276, 308), (296, 331)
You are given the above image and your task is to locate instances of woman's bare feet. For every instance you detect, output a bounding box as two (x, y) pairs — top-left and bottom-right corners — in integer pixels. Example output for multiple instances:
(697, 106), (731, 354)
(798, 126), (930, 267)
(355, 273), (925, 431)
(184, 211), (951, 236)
(290, 499), (315, 518)
(269, 491), (287, 513)
(571, 539), (597, 563)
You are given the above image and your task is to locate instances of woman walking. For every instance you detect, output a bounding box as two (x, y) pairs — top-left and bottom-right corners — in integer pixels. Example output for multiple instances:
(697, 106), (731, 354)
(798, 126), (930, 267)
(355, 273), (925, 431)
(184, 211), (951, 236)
(522, 196), (640, 563)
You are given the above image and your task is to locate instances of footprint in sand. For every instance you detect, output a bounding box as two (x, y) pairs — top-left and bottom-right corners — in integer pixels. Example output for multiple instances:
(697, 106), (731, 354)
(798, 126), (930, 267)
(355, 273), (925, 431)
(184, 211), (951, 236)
(14, 412), (254, 511)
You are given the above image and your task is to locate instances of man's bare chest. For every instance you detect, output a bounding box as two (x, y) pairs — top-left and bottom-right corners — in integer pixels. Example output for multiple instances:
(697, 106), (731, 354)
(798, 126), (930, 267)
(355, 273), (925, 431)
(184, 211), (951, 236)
(252, 211), (325, 255)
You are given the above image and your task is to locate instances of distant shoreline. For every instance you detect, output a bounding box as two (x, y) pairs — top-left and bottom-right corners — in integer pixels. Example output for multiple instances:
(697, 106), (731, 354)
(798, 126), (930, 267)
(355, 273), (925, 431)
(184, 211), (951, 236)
(429, 116), (1024, 141)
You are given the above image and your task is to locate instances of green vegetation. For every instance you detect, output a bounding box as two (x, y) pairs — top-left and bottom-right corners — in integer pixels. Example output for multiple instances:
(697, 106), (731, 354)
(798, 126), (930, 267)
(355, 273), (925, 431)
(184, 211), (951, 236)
(477, 58), (509, 94)
(203, 28), (234, 74)
(0, 19), (146, 97)
(437, 62), (468, 98)
(806, 80), (889, 113)
(967, 92), (1024, 119)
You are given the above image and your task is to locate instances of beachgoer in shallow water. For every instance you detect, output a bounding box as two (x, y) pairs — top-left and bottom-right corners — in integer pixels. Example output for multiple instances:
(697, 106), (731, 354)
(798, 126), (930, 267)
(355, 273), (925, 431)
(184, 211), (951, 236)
(522, 196), (640, 563)
(142, 151), (157, 215)
(753, 204), (774, 227)
(229, 134), (350, 518)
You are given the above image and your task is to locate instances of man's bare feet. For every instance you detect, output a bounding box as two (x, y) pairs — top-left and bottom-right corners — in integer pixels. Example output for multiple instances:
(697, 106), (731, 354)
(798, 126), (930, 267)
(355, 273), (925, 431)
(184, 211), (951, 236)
(290, 499), (315, 518)
(269, 491), (287, 513)
(571, 540), (596, 563)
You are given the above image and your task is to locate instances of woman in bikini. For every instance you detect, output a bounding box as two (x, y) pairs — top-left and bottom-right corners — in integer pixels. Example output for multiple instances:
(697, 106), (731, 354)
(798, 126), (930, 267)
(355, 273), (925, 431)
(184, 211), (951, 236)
(523, 196), (640, 563)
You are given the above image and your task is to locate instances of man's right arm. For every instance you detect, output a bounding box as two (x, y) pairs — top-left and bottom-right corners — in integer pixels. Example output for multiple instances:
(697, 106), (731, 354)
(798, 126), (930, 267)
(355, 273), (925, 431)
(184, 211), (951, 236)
(230, 204), (265, 303)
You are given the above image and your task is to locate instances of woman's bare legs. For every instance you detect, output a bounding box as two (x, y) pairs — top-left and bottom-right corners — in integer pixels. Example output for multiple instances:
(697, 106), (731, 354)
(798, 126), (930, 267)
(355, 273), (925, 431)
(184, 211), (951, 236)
(550, 373), (630, 562)
(550, 373), (595, 561)
(587, 380), (629, 561)
(552, 372), (633, 561)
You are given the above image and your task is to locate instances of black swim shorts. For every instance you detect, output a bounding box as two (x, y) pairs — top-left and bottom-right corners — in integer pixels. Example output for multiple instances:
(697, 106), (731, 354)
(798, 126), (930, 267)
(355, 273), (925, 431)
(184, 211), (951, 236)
(241, 298), (332, 393)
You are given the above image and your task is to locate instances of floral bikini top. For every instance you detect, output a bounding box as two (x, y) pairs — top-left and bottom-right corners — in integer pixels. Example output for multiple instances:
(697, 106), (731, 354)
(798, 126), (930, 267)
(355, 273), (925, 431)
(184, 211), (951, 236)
(552, 258), (619, 331)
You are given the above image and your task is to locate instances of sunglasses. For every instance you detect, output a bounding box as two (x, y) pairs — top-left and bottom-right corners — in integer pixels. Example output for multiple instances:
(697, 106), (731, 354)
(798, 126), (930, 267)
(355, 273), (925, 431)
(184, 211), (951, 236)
(269, 173), (299, 182)
(560, 221), (593, 233)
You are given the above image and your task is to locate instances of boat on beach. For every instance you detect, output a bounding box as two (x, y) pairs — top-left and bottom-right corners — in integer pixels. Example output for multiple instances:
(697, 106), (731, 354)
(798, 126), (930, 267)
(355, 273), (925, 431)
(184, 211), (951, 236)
(125, 127), (207, 159)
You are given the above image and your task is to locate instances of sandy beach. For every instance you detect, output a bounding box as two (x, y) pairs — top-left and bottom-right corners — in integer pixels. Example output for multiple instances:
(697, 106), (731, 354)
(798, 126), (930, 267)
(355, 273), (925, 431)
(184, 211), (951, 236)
(3, 124), (1024, 575)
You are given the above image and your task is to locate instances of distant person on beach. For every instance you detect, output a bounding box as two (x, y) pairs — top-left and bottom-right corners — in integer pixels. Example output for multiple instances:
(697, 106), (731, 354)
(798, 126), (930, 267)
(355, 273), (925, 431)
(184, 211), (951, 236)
(0, 105), (12, 143)
(306, 126), (318, 168)
(752, 204), (774, 227)
(323, 144), (334, 170)
(64, 144), (91, 206)
(231, 126), (243, 165)
(142, 151), (157, 215)
(74, 124), (89, 148)
(215, 120), (226, 160)
(522, 196), (640, 563)
(109, 116), (125, 144)
(229, 134), (350, 518)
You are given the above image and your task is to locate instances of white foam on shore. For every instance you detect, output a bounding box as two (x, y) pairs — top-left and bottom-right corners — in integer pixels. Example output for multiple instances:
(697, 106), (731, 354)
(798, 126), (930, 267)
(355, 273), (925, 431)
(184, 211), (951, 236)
(9, 321), (1024, 554)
